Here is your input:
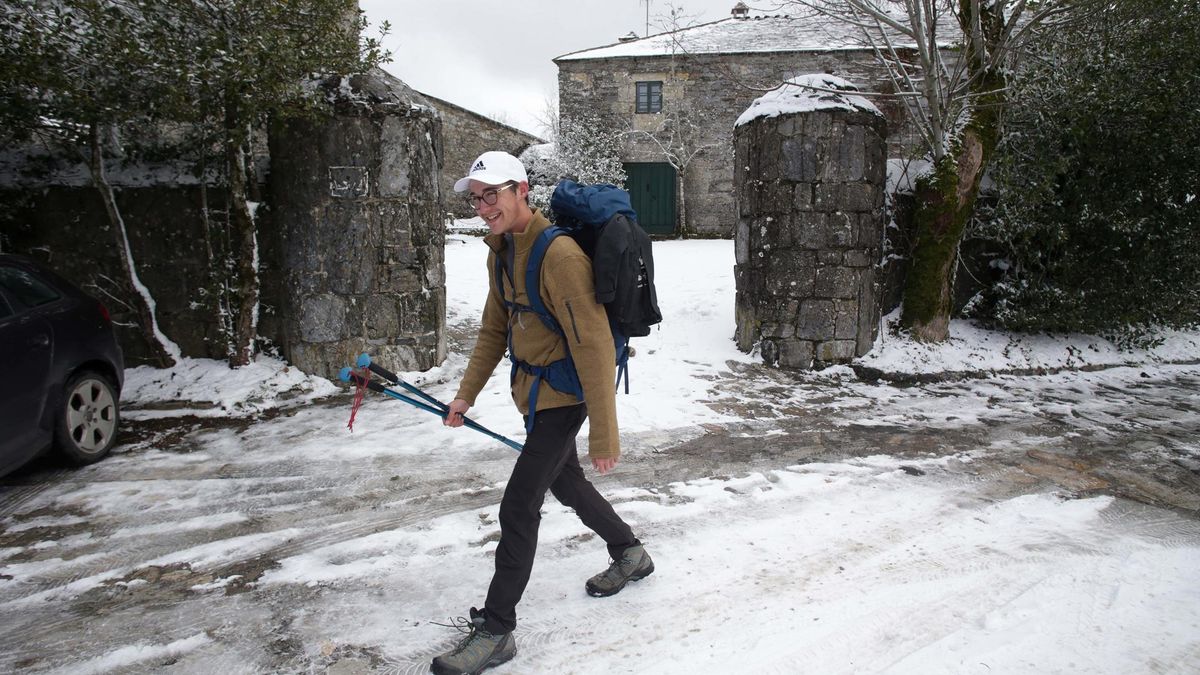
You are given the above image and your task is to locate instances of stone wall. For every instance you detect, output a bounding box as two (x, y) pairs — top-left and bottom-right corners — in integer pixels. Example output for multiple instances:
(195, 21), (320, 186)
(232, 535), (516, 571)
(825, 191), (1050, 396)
(557, 50), (914, 238)
(733, 81), (888, 368)
(0, 181), (282, 365)
(421, 93), (543, 219)
(269, 72), (446, 378)
(0, 70), (447, 376)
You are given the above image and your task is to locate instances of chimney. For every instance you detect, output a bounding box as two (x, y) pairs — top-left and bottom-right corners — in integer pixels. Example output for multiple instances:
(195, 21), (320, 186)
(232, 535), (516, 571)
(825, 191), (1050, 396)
(731, 2), (749, 17)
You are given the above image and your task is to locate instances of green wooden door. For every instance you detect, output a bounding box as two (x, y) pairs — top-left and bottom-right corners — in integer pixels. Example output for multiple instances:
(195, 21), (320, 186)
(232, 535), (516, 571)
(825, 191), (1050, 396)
(624, 162), (676, 236)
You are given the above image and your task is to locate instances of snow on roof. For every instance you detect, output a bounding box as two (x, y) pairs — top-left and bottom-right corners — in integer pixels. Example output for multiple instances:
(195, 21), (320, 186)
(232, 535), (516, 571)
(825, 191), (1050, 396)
(555, 13), (958, 62)
(735, 74), (883, 127)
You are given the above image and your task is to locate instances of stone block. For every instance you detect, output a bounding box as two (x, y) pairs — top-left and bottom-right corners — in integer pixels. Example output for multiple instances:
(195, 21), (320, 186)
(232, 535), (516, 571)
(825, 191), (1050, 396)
(741, 180), (764, 215)
(814, 267), (858, 300)
(423, 246), (446, 289)
(300, 294), (348, 343)
(379, 264), (425, 294)
(760, 321), (795, 339)
(834, 301), (858, 339)
(735, 299), (757, 353)
(818, 250), (842, 265)
(760, 338), (779, 365)
(813, 182), (840, 212)
(764, 249), (817, 296)
(816, 340), (857, 363)
(842, 182), (880, 213)
(842, 126), (868, 181)
(865, 135), (888, 185)
(734, 264), (760, 302)
(329, 254), (375, 296)
(394, 294), (422, 335)
(843, 249), (874, 268)
(365, 296), (399, 339)
(379, 204), (412, 246)
(794, 184), (814, 211)
(764, 216), (791, 248)
(796, 299), (836, 340)
(793, 212), (827, 249)
(734, 136), (750, 184)
(379, 244), (417, 267)
(377, 119), (413, 198)
(781, 137), (820, 183)
(829, 211), (855, 248)
(735, 219), (751, 265)
(777, 339), (815, 369)
(376, 343), (428, 372)
(762, 180), (794, 214)
(856, 211), (885, 248)
(857, 269), (881, 354)
(409, 201), (445, 248)
(289, 268), (326, 296)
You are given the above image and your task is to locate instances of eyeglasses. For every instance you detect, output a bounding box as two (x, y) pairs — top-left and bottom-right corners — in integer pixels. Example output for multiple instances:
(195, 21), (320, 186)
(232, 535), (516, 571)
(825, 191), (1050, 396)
(465, 183), (516, 209)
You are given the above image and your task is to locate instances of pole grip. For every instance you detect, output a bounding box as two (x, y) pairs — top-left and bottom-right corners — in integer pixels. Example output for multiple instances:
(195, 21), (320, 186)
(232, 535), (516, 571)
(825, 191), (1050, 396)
(357, 353), (401, 385)
(339, 366), (386, 394)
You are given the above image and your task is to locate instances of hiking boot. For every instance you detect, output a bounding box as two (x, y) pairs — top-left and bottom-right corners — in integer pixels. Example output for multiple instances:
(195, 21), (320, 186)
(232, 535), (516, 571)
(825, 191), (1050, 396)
(585, 544), (654, 597)
(430, 608), (515, 675)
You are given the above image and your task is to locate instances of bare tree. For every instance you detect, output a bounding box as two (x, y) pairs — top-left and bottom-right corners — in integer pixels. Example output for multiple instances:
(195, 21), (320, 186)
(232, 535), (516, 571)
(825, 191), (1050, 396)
(779, 0), (1077, 341)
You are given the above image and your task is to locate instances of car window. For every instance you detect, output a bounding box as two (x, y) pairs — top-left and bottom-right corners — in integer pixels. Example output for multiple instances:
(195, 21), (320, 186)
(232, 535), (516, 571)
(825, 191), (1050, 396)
(0, 266), (61, 310)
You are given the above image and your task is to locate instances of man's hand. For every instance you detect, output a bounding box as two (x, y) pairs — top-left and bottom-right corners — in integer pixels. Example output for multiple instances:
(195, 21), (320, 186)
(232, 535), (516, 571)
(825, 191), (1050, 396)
(591, 456), (618, 474)
(443, 399), (470, 428)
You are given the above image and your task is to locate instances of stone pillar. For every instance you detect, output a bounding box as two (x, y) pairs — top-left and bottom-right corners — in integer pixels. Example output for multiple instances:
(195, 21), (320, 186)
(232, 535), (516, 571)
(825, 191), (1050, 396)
(268, 70), (446, 378)
(733, 75), (887, 369)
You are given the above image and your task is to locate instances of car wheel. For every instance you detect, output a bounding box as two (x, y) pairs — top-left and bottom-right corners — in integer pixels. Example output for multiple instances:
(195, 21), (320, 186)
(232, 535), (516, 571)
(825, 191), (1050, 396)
(55, 371), (120, 465)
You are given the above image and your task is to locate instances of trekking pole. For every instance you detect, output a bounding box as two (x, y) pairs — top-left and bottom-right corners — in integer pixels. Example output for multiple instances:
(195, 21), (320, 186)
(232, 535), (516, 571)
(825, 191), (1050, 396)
(353, 353), (525, 452)
(338, 367), (524, 452)
(356, 353), (450, 412)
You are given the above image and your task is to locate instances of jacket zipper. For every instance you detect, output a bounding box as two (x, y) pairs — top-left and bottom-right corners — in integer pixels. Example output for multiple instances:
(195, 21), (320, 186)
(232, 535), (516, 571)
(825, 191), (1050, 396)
(564, 300), (583, 344)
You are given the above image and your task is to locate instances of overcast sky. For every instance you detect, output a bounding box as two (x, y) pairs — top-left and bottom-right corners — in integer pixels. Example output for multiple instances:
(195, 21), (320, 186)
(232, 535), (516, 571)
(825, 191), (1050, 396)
(358, 0), (755, 137)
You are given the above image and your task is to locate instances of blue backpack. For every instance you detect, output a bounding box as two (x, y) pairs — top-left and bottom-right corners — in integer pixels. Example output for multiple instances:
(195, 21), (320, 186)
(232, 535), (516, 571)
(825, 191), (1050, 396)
(495, 180), (662, 433)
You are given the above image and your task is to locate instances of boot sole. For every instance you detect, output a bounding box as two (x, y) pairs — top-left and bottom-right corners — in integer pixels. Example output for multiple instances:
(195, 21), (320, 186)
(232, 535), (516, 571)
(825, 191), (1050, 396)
(431, 646), (516, 675)
(586, 562), (655, 597)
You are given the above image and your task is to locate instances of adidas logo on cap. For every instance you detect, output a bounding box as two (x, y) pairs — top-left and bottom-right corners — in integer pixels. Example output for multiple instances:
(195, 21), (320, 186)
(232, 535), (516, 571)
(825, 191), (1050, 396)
(454, 151), (528, 193)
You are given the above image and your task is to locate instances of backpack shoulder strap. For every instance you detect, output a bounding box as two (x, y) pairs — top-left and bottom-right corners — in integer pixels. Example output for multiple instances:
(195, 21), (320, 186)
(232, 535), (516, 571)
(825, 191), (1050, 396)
(493, 248), (515, 312)
(527, 226), (563, 326)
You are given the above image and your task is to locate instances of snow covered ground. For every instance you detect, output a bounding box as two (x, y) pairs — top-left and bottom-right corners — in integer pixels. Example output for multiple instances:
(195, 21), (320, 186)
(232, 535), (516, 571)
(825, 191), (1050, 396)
(1, 236), (1198, 674)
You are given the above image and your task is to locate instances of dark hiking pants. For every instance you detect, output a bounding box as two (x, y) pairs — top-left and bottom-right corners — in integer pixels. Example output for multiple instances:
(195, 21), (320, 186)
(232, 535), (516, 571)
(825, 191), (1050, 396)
(482, 403), (638, 634)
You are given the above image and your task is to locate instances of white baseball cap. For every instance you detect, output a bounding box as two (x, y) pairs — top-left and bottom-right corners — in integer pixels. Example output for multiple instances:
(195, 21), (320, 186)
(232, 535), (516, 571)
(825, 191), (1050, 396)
(453, 151), (528, 192)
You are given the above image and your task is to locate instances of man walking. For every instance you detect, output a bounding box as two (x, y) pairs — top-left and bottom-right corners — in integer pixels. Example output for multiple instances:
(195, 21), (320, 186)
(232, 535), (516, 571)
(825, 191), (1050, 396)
(431, 151), (653, 675)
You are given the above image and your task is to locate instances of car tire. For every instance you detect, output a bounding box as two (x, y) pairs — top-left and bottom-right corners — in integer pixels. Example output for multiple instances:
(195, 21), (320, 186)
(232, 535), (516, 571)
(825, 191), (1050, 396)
(54, 370), (120, 466)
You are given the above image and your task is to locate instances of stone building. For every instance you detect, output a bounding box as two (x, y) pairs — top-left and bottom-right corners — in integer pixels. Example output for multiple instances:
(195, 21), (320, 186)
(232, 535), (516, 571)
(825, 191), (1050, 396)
(554, 7), (954, 237)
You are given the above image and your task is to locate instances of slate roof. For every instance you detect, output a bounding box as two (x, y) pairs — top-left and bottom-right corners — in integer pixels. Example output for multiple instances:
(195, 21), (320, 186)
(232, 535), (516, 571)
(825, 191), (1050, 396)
(554, 12), (959, 62)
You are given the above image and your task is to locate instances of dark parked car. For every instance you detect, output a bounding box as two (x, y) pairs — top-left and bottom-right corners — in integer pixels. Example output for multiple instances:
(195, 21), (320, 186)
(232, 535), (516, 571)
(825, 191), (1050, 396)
(0, 254), (124, 478)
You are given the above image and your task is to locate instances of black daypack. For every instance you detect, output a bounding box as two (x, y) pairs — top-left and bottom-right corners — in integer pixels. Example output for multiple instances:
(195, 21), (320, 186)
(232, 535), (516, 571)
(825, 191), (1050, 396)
(549, 180), (662, 340)
(495, 180), (662, 433)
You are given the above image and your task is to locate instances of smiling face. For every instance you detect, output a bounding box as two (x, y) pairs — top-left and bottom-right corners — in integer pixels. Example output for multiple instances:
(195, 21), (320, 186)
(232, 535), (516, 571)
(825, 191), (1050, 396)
(468, 179), (532, 235)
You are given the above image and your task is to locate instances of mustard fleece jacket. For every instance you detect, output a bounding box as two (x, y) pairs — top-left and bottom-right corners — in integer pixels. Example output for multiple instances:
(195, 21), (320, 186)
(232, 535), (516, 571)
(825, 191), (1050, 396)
(454, 210), (620, 460)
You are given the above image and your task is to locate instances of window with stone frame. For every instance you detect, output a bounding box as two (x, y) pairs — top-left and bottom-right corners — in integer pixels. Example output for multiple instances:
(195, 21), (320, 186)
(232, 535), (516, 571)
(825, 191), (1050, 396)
(635, 81), (663, 113)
